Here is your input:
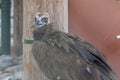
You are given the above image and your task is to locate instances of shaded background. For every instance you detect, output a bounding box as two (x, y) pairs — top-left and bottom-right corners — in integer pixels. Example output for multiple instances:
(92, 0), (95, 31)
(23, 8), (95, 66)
(69, 0), (120, 78)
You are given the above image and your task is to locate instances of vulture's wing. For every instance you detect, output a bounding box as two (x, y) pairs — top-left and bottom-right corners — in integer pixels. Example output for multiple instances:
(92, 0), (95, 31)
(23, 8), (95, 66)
(32, 31), (117, 80)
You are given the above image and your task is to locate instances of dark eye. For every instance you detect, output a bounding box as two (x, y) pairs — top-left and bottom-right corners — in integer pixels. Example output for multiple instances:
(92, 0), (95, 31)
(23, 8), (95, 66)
(35, 17), (37, 22)
(41, 17), (48, 23)
(35, 17), (40, 23)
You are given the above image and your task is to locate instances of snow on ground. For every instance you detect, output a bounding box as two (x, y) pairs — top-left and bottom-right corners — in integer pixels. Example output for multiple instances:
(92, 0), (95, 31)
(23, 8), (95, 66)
(0, 55), (22, 80)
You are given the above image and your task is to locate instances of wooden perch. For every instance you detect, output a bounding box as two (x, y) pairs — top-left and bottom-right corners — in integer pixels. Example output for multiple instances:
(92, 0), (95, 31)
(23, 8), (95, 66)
(13, 0), (23, 57)
(23, 0), (68, 80)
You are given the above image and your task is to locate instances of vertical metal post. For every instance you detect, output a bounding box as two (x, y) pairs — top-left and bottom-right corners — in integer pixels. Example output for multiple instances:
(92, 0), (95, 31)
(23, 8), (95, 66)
(1, 0), (11, 55)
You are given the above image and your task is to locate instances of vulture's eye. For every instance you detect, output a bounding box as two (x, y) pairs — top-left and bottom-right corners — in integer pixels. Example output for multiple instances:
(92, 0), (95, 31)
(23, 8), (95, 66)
(35, 17), (40, 24)
(41, 17), (48, 23)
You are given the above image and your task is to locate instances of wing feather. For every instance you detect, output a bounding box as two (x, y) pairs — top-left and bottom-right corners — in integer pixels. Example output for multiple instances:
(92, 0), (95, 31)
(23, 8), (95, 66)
(32, 31), (117, 80)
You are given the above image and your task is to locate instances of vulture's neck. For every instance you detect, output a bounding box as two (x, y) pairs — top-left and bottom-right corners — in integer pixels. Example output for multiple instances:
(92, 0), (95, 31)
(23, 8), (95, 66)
(33, 23), (54, 41)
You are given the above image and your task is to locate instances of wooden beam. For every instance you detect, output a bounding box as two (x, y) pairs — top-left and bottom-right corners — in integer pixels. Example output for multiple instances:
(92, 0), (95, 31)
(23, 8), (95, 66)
(23, 0), (68, 80)
(12, 0), (23, 57)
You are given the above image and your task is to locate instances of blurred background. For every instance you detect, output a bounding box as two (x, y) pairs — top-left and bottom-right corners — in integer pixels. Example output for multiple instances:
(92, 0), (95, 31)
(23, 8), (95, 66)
(69, 0), (120, 78)
(0, 0), (14, 46)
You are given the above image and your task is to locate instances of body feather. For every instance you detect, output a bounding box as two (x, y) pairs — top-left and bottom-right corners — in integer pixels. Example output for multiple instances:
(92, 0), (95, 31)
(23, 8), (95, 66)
(32, 23), (117, 80)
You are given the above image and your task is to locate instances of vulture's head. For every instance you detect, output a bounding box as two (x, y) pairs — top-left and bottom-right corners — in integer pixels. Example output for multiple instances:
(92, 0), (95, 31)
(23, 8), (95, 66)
(33, 13), (51, 40)
(35, 13), (50, 28)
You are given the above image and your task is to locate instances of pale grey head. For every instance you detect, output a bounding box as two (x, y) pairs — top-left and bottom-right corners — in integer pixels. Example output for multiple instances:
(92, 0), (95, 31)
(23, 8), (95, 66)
(35, 13), (50, 29)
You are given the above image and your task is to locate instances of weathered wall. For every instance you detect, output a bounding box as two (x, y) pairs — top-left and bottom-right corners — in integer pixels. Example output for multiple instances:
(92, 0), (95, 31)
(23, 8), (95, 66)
(69, 0), (120, 78)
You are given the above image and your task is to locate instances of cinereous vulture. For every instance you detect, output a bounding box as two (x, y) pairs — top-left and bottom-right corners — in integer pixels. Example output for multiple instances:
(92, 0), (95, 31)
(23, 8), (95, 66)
(32, 13), (118, 80)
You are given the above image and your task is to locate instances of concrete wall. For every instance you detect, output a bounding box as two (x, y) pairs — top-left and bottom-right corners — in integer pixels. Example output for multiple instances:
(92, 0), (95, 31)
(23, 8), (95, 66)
(69, 0), (120, 78)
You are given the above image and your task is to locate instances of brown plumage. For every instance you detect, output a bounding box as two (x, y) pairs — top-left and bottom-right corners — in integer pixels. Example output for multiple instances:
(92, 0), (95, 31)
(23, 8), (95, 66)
(32, 13), (118, 80)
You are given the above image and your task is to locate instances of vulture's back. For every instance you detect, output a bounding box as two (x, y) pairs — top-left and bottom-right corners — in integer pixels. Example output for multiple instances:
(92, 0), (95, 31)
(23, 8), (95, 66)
(32, 30), (118, 80)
